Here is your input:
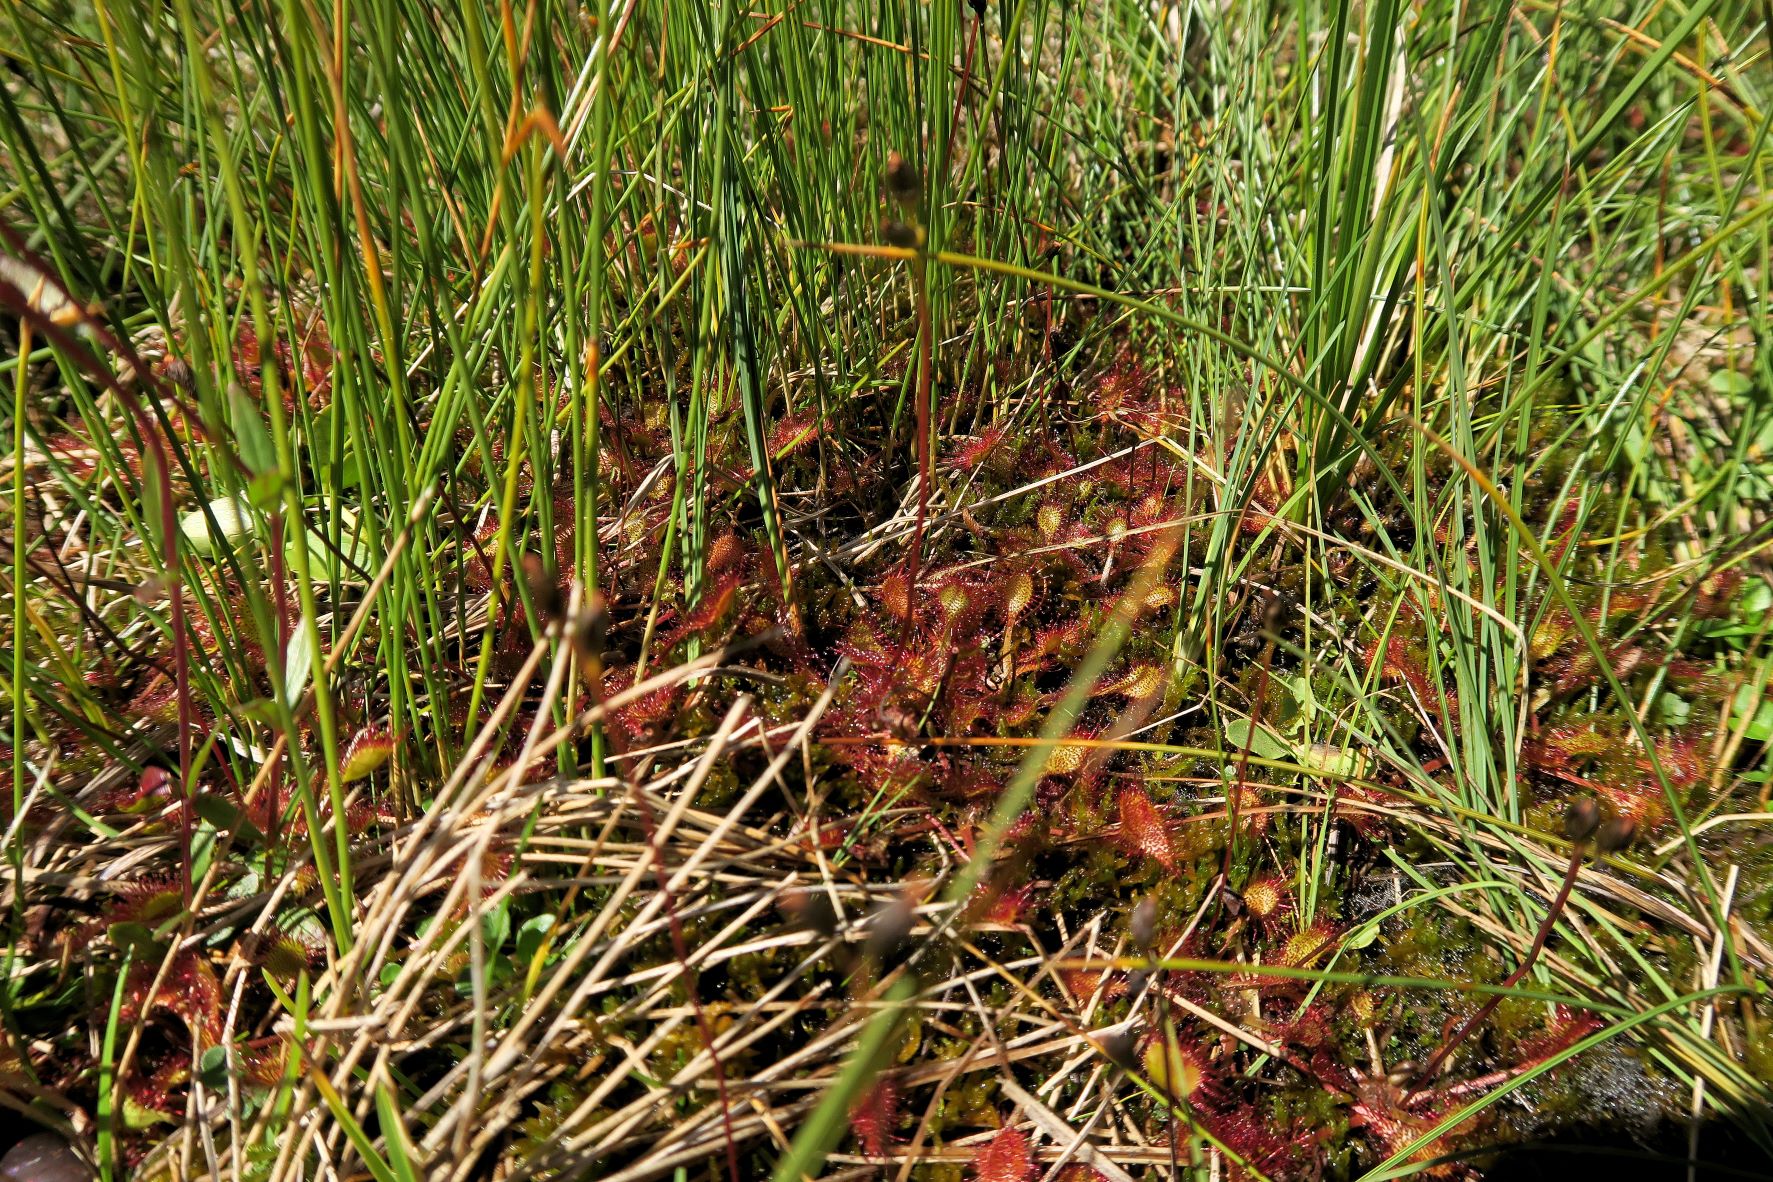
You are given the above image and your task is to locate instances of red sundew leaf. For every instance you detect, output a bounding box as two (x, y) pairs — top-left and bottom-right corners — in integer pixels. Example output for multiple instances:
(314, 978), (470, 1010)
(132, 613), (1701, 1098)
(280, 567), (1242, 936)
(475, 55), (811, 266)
(1275, 1002), (1335, 1050)
(1663, 658), (1727, 697)
(1142, 1029), (1208, 1098)
(1055, 1168), (1108, 1182)
(684, 569), (743, 633)
(1095, 356), (1148, 413)
(1521, 724), (1612, 773)
(1238, 875), (1293, 929)
(803, 819), (855, 851)
(239, 929), (327, 980)
(1329, 781), (1388, 838)
(105, 765), (177, 814)
(1002, 570), (1036, 623)
(121, 949), (224, 1046)
(606, 678), (684, 745)
(340, 796), (391, 833)
(1277, 921), (1341, 969)
(1238, 472), (1280, 535)
(972, 1126), (1034, 1182)
(1647, 728), (1708, 788)
(1366, 633), (1451, 711)
(42, 430), (105, 478)
(949, 425), (1009, 471)
(1592, 780), (1669, 832)
(1098, 663), (1165, 700)
(984, 882), (1034, 925)
(933, 575), (978, 631)
(878, 568), (914, 622)
(1201, 1107), (1298, 1175)
(1228, 783), (1275, 836)
(339, 727), (395, 783)
(103, 876), (186, 931)
(232, 322), (266, 395)
(1510, 1005), (1603, 1062)
(1034, 502), (1067, 543)
(767, 410), (819, 459)
(238, 783), (304, 837)
(705, 531), (747, 575)
(1117, 787), (1176, 869)
(848, 1077), (901, 1157)
(241, 1037), (292, 1088)
(125, 1056), (190, 1126)
(125, 674), (182, 728)
(1060, 968), (1125, 1002)
(1692, 568), (1742, 618)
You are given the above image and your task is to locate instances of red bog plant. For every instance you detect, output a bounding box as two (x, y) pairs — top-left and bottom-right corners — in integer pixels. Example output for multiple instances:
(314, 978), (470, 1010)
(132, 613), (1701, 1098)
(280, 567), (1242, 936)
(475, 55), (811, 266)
(1116, 786), (1177, 870)
(239, 929), (327, 980)
(119, 949), (224, 1046)
(949, 424), (1010, 473)
(1276, 920), (1341, 970)
(602, 666), (685, 747)
(848, 1076), (901, 1157)
(124, 1055), (190, 1128)
(1238, 874), (1293, 933)
(103, 765), (177, 815)
(100, 876), (185, 934)
(1365, 632), (1449, 714)
(765, 410), (818, 463)
(972, 1125), (1034, 1182)
(339, 726), (395, 782)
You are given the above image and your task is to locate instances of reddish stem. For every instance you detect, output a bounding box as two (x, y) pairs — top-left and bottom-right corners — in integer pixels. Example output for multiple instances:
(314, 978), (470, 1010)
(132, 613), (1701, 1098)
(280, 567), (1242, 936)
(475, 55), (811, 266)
(1410, 846), (1585, 1091)
(0, 240), (202, 899)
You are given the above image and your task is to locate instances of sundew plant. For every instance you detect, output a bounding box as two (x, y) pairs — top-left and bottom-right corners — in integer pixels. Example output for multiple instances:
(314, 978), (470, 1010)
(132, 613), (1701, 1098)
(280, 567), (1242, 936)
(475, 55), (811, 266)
(3, 0), (1773, 1179)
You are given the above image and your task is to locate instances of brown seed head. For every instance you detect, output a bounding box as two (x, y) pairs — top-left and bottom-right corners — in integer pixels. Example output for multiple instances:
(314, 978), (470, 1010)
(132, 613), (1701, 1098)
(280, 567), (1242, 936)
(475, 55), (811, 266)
(1129, 896), (1158, 953)
(521, 552), (565, 626)
(1595, 816), (1637, 854)
(1097, 1028), (1138, 1072)
(882, 219), (923, 251)
(884, 152), (921, 205)
(1563, 798), (1602, 843)
(862, 894), (917, 967)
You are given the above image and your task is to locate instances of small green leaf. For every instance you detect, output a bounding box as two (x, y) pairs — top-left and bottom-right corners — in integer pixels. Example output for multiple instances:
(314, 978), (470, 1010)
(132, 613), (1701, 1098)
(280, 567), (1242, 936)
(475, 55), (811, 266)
(198, 1045), (230, 1091)
(301, 501), (372, 580)
(192, 816), (220, 884)
(228, 382), (280, 474)
(516, 914), (555, 964)
(1730, 684), (1773, 742)
(178, 494), (255, 556)
(1654, 692), (1691, 727)
(1344, 921), (1380, 951)
(193, 793), (266, 846)
(1744, 580), (1772, 618)
(1297, 742), (1357, 776)
(1223, 718), (1290, 761)
(245, 469), (286, 511)
(283, 622), (315, 705)
(482, 899), (511, 954)
(123, 1095), (175, 1129)
(108, 921), (162, 956)
(237, 697), (284, 727)
(1708, 369), (1752, 397)
(1286, 675), (1317, 723)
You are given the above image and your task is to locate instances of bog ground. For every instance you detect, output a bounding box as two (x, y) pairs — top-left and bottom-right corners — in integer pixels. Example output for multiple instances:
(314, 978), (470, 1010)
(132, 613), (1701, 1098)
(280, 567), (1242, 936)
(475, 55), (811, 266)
(3, 1), (1773, 1179)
